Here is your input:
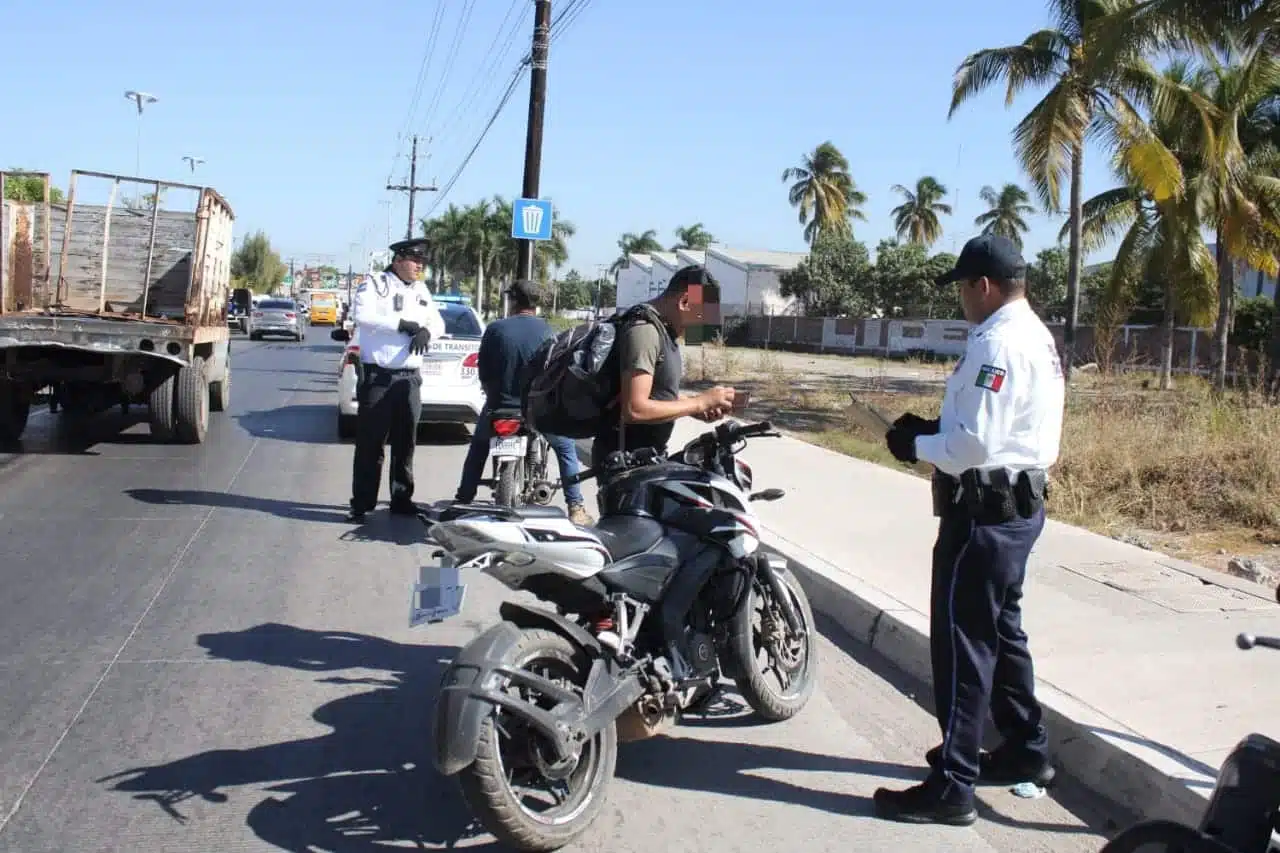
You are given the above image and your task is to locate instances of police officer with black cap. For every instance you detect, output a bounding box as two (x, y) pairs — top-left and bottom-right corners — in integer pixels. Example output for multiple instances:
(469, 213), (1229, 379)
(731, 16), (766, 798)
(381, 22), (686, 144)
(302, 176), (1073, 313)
(346, 237), (445, 523)
(873, 233), (1065, 826)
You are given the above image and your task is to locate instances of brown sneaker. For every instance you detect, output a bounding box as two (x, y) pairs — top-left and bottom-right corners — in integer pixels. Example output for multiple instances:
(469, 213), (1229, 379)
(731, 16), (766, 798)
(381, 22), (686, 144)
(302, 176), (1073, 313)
(568, 504), (595, 526)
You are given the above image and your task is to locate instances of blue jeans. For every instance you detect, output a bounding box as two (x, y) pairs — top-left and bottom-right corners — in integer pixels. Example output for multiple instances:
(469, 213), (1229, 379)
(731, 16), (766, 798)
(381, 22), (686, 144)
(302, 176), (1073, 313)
(456, 406), (585, 506)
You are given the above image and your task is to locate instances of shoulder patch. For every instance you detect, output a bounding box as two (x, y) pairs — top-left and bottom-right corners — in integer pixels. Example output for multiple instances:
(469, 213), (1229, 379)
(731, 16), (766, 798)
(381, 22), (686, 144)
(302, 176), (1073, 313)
(356, 282), (369, 293)
(975, 364), (1007, 392)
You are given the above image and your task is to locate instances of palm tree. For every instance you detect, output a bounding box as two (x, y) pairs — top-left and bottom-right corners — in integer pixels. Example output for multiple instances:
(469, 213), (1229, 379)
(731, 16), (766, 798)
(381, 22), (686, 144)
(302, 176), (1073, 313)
(890, 176), (951, 247)
(782, 141), (866, 244)
(610, 230), (663, 275)
(671, 223), (715, 251)
(974, 183), (1037, 248)
(947, 0), (1183, 380)
(1189, 49), (1280, 391)
(1070, 62), (1218, 390)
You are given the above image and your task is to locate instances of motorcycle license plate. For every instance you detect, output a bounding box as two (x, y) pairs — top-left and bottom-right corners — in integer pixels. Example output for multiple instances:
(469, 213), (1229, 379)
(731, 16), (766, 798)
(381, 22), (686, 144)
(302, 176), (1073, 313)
(409, 558), (466, 627)
(490, 435), (527, 458)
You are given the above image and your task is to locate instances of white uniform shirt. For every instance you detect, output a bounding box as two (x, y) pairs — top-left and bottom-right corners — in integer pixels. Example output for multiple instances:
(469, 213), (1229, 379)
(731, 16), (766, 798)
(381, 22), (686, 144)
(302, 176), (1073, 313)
(914, 299), (1065, 477)
(351, 270), (446, 370)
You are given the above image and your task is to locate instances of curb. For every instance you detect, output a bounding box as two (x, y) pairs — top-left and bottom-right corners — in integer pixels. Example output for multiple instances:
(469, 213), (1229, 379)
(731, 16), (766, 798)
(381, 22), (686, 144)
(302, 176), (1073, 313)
(574, 437), (1215, 826)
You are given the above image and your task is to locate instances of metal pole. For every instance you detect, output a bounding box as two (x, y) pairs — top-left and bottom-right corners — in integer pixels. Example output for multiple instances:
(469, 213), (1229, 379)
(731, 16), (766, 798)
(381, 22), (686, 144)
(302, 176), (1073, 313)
(407, 135), (418, 240)
(515, 0), (551, 282)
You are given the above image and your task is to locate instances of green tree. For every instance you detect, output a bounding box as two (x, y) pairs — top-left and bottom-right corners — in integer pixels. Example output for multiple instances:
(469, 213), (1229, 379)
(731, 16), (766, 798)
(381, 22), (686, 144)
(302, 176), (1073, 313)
(782, 141), (867, 244)
(553, 269), (592, 311)
(778, 230), (873, 316)
(610, 230), (663, 275)
(230, 231), (288, 295)
(671, 223), (715, 251)
(974, 183), (1036, 248)
(890, 176), (951, 247)
(872, 240), (945, 318)
(2, 172), (64, 203)
(1028, 246), (1069, 318)
(947, 0), (1188, 378)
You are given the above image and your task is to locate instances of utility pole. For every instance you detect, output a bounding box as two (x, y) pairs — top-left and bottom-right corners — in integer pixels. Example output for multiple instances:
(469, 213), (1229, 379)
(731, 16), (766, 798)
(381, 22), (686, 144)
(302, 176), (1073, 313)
(386, 135), (437, 240)
(515, 0), (552, 283)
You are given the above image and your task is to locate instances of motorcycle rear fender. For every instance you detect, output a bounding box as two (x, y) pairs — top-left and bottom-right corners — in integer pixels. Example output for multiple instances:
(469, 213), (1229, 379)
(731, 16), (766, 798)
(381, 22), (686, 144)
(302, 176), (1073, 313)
(432, 604), (625, 777)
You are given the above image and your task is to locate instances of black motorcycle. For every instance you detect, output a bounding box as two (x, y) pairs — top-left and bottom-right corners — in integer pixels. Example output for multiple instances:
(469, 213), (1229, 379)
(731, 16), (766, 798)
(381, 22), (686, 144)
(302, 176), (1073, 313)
(412, 419), (817, 851)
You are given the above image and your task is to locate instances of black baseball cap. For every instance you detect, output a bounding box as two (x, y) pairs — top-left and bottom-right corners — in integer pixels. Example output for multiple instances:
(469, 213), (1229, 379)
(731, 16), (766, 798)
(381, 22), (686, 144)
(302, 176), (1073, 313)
(933, 233), (1026, 286)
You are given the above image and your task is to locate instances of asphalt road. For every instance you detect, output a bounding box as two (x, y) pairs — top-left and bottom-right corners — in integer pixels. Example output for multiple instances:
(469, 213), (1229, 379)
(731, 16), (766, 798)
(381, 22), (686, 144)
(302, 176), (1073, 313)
(0, 336), (1111, 853)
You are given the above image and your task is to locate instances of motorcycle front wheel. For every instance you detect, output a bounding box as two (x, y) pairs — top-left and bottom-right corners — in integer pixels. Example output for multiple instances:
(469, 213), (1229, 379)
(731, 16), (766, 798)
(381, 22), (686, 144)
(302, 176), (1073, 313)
(457, 628), (617, 852)
(727, 564), (817, 721)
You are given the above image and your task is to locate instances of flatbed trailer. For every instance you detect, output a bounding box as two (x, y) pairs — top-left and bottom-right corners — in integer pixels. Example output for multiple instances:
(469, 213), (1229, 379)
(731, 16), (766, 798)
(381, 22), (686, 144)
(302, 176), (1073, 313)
(0, 169), (234, 443)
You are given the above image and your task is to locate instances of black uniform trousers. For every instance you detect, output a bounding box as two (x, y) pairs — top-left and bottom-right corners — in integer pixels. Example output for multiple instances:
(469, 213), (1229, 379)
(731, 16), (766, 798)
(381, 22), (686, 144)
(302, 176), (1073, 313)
(350, 364), (422, 514)
(929, 501), (1049, 798)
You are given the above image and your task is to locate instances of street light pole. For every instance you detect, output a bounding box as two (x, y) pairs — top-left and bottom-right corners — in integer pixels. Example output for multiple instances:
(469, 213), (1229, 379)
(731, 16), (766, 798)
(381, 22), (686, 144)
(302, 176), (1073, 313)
(515, 0), (552, 283)
(124, 90), (158, 175)
(182, 155), (205, 173)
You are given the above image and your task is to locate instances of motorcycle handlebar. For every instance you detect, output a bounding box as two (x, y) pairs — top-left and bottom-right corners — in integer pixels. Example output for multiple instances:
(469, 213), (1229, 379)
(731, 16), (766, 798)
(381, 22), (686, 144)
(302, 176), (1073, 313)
(1237, 633), (1280, 651)
(562, 420), (779, 486)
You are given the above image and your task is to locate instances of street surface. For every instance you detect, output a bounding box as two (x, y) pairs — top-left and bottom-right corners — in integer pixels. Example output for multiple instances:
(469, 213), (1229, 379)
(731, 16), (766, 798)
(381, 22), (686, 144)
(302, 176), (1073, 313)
(0, 337), (1108, 852)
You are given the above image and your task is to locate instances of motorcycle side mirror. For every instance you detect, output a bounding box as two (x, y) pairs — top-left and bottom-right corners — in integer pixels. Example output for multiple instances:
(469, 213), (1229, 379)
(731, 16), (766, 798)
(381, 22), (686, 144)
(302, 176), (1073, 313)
(749, 488), (785, 502)
(330, 328), (350, 342)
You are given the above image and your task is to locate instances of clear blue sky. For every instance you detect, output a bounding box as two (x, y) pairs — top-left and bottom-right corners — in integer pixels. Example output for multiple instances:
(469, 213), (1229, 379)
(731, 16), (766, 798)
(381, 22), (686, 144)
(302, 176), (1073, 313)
(7, 0), (1122, 275)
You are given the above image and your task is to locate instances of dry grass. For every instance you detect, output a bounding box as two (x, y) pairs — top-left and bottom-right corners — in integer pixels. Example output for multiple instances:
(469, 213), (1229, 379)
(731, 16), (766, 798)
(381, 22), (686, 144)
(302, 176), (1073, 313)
(689, 343), (1280, 567)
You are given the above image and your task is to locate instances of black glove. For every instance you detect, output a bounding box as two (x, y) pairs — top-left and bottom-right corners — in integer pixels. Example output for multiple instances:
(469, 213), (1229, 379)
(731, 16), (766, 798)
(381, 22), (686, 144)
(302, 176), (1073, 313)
(885, 426), (919, 464)
(893, 412), (939, 436)
(409, 328), (432, 355)
(398, 318), (422, 336)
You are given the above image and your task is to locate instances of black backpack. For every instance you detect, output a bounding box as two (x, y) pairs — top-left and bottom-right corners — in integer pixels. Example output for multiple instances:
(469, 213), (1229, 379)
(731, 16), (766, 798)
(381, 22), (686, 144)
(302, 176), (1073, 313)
(521, 304), (673, 439)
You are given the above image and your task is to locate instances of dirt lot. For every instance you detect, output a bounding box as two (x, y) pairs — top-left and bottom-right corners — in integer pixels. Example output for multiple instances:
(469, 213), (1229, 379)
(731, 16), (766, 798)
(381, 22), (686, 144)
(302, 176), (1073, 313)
(683, 343), (1280, 580)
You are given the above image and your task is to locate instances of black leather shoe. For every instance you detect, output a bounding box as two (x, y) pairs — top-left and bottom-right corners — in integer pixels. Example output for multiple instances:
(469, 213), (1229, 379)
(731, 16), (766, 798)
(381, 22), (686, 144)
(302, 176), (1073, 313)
(346, 509), (368, 523)
(926, 744), (1056, 787)
(872, 782), (977, 826)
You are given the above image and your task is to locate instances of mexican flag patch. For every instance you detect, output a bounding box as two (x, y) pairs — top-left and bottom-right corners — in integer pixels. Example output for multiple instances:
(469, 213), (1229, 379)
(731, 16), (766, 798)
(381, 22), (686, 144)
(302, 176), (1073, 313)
(975, 364), (1006, 392)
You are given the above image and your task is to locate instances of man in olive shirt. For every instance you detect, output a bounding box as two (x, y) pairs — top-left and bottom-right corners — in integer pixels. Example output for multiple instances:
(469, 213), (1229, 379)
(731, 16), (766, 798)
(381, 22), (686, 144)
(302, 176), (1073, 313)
(593, 265), (736, 462)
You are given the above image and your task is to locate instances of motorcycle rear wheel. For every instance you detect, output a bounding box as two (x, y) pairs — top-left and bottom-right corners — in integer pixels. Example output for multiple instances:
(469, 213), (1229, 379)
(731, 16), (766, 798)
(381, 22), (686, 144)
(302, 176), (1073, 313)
(728, 564), (817, 721)
(495, 458), (522, 507)
(457, 628), (617, 852)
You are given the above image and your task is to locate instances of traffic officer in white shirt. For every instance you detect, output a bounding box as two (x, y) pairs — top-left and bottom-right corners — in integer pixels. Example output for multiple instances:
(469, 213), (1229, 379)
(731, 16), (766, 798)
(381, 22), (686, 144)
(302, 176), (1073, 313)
(873, 233), (1065, 827)
(346, 237), (446, 523)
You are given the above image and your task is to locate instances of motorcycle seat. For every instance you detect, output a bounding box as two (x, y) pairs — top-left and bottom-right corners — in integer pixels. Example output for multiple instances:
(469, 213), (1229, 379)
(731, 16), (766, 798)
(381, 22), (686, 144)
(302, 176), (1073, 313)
(489, 407), (523, 420)
(435, 501), (565, 522)
(591, 515), (664, 561)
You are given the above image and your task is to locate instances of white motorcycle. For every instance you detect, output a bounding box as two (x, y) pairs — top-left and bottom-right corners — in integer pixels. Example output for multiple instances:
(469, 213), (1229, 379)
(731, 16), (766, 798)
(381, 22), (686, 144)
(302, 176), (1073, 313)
(410, 419), (817, 852)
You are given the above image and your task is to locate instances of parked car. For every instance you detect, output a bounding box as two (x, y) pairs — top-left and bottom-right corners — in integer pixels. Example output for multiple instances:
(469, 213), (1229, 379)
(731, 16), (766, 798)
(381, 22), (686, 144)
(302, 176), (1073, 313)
(248, 298), (306, 341)
(334, 296), (483, 439)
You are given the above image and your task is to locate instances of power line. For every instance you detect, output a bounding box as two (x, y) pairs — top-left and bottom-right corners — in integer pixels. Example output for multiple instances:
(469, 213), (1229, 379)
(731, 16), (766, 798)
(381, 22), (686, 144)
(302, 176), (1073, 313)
(417, 0), (480, 142)
(422, 63), (529, 218)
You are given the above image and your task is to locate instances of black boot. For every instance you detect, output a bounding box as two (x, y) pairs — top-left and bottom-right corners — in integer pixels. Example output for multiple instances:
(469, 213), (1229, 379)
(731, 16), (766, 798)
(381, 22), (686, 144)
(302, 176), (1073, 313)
(873, 779), (977, 826)
(925, 743), (1055, 787)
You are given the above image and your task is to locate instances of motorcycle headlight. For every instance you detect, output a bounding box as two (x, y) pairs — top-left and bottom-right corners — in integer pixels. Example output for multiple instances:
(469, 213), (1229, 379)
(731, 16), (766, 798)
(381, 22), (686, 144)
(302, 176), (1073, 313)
(735, 459), (753, 491)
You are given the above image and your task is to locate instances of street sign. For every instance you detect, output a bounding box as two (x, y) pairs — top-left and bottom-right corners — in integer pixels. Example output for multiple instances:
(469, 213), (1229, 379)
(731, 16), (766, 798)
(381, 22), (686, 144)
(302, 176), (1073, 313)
(511, 198), (553, 241)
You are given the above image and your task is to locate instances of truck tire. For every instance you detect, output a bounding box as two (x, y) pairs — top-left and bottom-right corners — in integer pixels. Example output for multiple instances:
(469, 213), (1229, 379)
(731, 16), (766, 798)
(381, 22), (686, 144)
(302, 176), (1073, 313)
(0, 382), (31, 443)
(174, 357), (210, 444)
(148, 373), (177, 441)
(209, 359), (231, 413)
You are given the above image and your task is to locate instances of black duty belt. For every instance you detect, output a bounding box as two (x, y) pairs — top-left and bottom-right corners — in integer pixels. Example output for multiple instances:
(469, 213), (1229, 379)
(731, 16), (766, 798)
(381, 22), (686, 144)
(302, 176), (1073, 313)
(362, 364), (419, 378)
(932, 467), (1049, 524)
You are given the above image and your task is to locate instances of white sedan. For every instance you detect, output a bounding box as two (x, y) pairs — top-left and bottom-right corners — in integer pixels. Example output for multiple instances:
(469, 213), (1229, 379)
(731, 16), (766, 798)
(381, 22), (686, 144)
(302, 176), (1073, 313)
(335, 297), (485, 439)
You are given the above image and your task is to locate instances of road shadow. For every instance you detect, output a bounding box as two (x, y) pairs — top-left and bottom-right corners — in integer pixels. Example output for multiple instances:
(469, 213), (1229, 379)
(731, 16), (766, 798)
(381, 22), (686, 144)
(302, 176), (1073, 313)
(124, 487), (352, 523)
(812, 610), (1112, 836)
(616, 730), (918, 818)
(96, 623), (501, 851)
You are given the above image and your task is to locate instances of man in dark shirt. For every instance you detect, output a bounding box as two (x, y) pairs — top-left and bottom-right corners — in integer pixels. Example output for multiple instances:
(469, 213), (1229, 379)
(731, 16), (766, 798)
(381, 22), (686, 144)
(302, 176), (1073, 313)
(593, 265), (736, 463)
(454, 279), (593, 525)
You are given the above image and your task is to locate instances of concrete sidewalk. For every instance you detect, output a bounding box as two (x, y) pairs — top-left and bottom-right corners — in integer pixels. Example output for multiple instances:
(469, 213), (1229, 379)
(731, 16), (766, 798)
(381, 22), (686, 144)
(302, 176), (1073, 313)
(581, 418), (1280, 825)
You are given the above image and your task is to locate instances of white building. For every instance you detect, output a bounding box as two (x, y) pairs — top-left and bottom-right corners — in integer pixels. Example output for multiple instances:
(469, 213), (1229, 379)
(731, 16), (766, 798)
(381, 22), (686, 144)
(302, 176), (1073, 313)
(704, 246), (807, 316)
(648, 252), (680, 298)
(615, 253), (652, 309)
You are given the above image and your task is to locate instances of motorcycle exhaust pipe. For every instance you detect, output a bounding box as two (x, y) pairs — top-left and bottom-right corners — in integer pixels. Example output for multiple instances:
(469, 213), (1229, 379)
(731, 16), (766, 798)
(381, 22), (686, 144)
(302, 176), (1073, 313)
(529, 481), (556, 505)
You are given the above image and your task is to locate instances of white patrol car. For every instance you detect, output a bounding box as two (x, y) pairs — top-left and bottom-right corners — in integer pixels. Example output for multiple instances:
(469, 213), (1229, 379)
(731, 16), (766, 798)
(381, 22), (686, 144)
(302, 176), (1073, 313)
(336, 295), (485, 439)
